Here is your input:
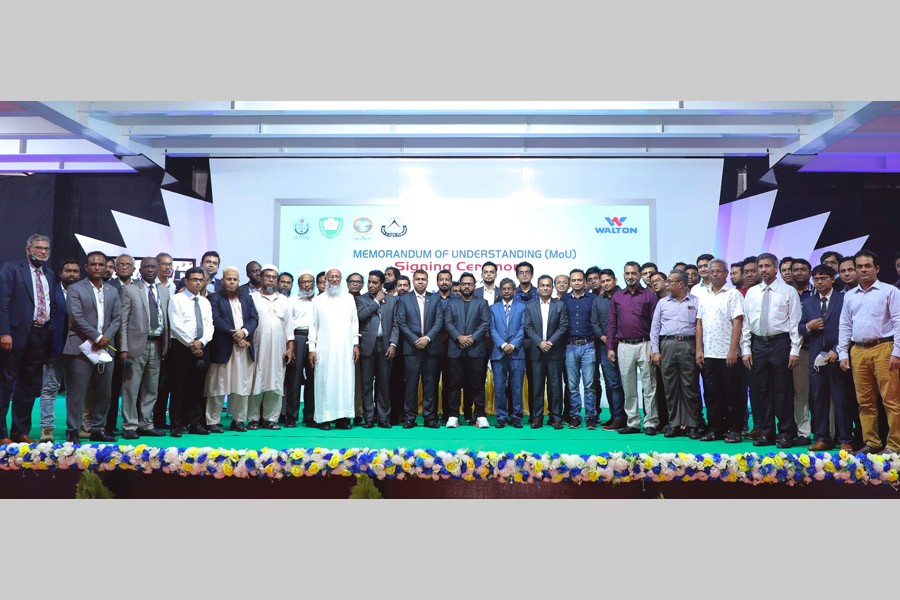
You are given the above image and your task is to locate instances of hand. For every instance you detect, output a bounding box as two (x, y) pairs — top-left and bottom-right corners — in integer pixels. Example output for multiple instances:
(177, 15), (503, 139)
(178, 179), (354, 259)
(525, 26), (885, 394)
(232, 328), (246, 342)
(891, 355), (900, 371)
(119, 351), (129, 365)
(840, 358), (850, 371)
(353, 345), (360, 363)
(503, 343), (516, 355)
(600, 335), (607, 345)
(650, 352), (661, 366)
(96, 336), (110, 350)
(283, 347), (295, 364)
(457, 335), (471, 348)
(539, 340), (553, 352)
(695, 351), (704, 368)
(742, 354), (753, 370)
(189, 340), (203, 352)
(726, 348), (738, 368)
(385, 345), (396, 360)
(825, 350), (838, 363)
(0, 335), (11, 352)
(374, 289), (385, 303)
(191, 345), (204, 358)
(414, 336), (429, 350)
(607, 349), (616, 364)
(806, 318), (824, 331)
(788, 355), (799, 369)
(309, 351), (317, 368)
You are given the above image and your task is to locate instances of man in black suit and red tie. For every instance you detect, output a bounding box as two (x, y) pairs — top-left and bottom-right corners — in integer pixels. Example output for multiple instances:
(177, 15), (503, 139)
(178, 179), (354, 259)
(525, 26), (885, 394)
(524, 274), (569, 429)
(0, 234), (56, 444)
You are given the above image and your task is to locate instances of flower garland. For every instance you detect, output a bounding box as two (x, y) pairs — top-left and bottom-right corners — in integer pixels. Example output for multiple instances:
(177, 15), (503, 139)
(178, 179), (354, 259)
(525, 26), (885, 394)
(1, 442), (898, 486)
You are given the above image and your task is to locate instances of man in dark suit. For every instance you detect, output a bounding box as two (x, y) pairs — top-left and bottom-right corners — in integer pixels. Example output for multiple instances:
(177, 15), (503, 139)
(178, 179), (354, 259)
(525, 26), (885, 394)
(63, 251), (121, 443)
(238, 260), (262, 295)
(444, 272), (492, 428)
(524, 274), (569, 429)
(800, 264), (854, 452)
(0, 234), (56, 444)
(119, 256), (171, 439)
(490, 278), (527, 428)
(105, 253), (135, 433)
(39, 258), (81, 442)
(175, 251), (223, 294)
(396, 269), (444, 428)
(357, 270), (400, 428)
(472, 261), (499, 424)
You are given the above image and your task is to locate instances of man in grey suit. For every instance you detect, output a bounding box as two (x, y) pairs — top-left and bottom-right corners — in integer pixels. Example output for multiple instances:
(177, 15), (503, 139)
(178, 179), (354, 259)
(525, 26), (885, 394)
(524, 274), (570, 429)
(63, 251), (121, 444)
(444, 272), (492, 428)
(119, 256), (170, 439)
(357, 270), (400, 428)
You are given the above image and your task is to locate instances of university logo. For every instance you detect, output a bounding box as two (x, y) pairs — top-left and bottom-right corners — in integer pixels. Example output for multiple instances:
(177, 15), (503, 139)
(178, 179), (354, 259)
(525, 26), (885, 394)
(381, 217), (408, 238)
(319, 217), (343, 239)
(293, 217), (310, 236)
(605, 216), (627, 227)
(353, 217), (374, 235)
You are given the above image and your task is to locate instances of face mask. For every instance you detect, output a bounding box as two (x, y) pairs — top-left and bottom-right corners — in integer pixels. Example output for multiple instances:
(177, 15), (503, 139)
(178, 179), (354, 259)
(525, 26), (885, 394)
(813, 352), (829, 372)
(27, 252), (46, 268)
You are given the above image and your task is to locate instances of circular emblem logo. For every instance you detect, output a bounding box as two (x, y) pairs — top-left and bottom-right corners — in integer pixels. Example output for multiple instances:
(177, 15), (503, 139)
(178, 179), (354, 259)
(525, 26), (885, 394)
(353, 217), (373, 234)
(293, 217), (310, 236)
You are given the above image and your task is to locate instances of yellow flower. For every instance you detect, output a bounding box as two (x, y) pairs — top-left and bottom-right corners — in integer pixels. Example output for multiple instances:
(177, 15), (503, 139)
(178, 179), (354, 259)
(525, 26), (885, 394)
(264, 464), (274, 476)
(761, 456), (775, 466)
(467, 459), (475, 470)
(889, 470), (899, 483)
(308, 463), (319, 475)
(208, 449), (219, 460)
(588, 470), (599, 482)
(445, 460), (458, 472)
(291, 449), (304, 460)
(643, 457), (654, 469)
(328, 454), (341, 469)
(134, 444), (147, 454)
(873, 454), (886, 464)
(513, 473), (523, 483)
(487, 451), (497, 461)
(774, 456), (784, 468)
(371, 454), (381, 465)
(385, 465), (395, 475)
(824, 461), (836, 473)
(187, 447), (199, 459)
(260, 447), (270, 453)
(798, 454), (810, 467)
(291, 465), (302, 477)
(80, 455), (91, 468)
(230, 450), (241, 461)
(534, 460), (543, 472)
(702, 456), (714, 467)
(223, 463), (233, 476)
(343, 449), (355, 460)
(839, 449), (848, 460)
(678, 452), (690, 461)
(246, 450), (258, 460)
(727, 472), (738, 482)
(855, 467), (865, 479)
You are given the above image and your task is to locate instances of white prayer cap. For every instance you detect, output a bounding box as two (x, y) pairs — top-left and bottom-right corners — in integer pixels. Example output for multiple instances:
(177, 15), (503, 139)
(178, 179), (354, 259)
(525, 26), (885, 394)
(298, 269), (315, 278)
(261, 263), (278, 273)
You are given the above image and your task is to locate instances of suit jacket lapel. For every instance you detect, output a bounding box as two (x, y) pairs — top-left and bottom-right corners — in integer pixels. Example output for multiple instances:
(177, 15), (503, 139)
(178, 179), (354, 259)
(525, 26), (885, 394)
(20, 262), (36, 306)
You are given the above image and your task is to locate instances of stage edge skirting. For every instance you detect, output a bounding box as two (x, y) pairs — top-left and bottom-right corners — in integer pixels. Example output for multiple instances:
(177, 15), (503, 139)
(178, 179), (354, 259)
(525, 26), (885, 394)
(1, 442), (900, 487)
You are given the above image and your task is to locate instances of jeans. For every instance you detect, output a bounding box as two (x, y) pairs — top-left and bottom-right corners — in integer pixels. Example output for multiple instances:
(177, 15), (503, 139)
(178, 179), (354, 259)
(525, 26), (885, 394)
(599, 343), (625, 421)
(40, 357), (65, 428)
(565, 343), (596, 421)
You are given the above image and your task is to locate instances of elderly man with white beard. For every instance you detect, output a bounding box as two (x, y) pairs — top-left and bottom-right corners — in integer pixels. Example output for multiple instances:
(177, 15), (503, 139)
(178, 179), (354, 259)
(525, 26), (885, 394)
(248, 264), (294, 430)
(308, 267), (360, 430)
(283, 269), (316, 427)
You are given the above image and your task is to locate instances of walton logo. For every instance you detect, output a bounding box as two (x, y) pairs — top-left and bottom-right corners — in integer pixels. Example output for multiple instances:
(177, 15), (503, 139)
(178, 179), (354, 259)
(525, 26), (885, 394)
(596, 216), (637, 234)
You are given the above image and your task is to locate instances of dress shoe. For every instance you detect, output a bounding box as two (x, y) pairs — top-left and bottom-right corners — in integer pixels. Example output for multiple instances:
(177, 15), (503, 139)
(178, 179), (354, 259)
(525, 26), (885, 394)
(277, 415), (287, 425)
(229, 421), (248, 432)
(353, 417), (363, 427)
(475, 417), (490, 429)
(686, 427), (702, 440)
(12, 435), (36, 444)
(793, 435), (812, 447)
(853, 445), (882, 455)
(753, 435), (774, 447)
(78, 428), (92, 439)
(644, 426), (658, 436)
(39, 427), (54, 443)
(567, 419), (581, 430)
(465, 417), (476, 426)
(208, 424), (225, 434)
(551, 420), (563, 430)
(617, 426), (641, 434)
(64, 430), (79, 444)
(586, 418), (598, 431)
(137, 427), (165, 437)
(495, 420), (507, 429)
(335, 420), (352, 430)
(808, 440), (833, 452)
(424, 420), (439, 429)
(247, 421), (260, 430)
(302, 419), (316, 427)
(839, 443), (854, 452)
(189, 424), (210, 435)
(531, 419), (543, 429)
(319, 422), (333, 431)
(664, 426), (683, 438)
(881, 448), (900, 455)
(122, 430), (139, 440)
(599, 417), (616, 427)
(744, 428), (761, 440)
(510, 420), (523, 429)
(362, 421), (375, 429)
(601, 419), (625, 431)
(284, 420), (297, 428)
(402, 420), (417, 429)
(89, 430), (117, 443)
(155, 422), (171, 430)
(261, 420), (282, 430)
(170, 427), (184, 438)
(724, 431), (742, 444)
(775, 436), (796, 449)
(378, 420), (392, 429)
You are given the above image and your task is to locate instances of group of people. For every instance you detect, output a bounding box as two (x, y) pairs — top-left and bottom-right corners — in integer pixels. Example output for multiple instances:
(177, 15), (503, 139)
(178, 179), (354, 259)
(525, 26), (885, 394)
(1, 234), (899, 455)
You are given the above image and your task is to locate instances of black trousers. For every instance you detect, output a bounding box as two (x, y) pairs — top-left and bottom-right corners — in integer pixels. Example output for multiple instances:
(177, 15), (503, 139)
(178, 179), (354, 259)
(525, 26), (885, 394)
(447, 355), (486, 420)
(532, 353), (564, 422)
(750, 335), (797, 440)
(388, 351), (405, 425)
(284, 331), (310, 424)
(106, 351), (125, 431)
(360, 338), (393, 423)
(404, 351), (438, 422)
(167, 342), (208, 430)
(702, 357), (744, 434)
(0, 324), (51, 438)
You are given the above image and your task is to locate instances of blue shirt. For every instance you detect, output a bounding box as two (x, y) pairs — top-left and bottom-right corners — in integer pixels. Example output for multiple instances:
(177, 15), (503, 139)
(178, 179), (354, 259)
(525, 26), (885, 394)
(650, 293), (699, 353)
(515, 285), (537, 304)
(562, 292), (594, 340)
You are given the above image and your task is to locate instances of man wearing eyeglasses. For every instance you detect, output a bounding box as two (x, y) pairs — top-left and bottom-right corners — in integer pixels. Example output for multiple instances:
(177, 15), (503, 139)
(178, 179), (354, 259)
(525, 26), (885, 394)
(0, 234), (57, 444)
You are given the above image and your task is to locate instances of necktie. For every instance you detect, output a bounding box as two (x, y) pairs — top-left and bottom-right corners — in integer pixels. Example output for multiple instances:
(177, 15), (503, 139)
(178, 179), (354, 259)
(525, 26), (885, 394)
(193, 296), (204, 339)
(820, 295), (827, 318)
(148, 284), (160, 329)
(34, 268), (47, 324)
(505, 302), (511, 326)
(759, 286), (770, 336)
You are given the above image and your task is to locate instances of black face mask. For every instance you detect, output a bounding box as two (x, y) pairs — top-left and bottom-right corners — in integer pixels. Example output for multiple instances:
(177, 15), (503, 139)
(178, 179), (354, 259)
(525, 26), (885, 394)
(27, 252), (46, 268)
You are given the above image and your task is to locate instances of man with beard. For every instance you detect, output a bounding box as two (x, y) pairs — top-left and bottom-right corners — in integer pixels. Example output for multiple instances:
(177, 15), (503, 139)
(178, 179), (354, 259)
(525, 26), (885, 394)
(357, 270), (399, 428)
(730, 262), (745, 290)
(593, 268), (626, 431)
(285, 271), (316, 427)
(278, 272), (294, 296)
(525, 275), (569, 429)
(239, 261), (262, 295)
(435, 269), (456, 422)
(0, 234), (56, 444)
(206, 266), (259, 432)
(103, 257), (115, 282)
(309, 268), (360, 429)
(247, 265), (294, 429)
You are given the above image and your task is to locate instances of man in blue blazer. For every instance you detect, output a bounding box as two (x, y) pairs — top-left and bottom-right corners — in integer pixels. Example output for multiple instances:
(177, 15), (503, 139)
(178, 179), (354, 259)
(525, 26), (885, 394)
(799, 264), (854, 452)
(0, 234), (56, 444)
(524, 275), (569, 429)
(444, 272), (492, 428)
(396, 269), (444, 428)
(490, 278), (527, 427)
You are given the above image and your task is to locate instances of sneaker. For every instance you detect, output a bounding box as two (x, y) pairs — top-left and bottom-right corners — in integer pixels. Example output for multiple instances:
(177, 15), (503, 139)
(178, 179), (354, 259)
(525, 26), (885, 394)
(586, 418), (597, 431)
(475, 417), (490, 429)
(446, 416), (459, 428)
(39, 427), (54, 443)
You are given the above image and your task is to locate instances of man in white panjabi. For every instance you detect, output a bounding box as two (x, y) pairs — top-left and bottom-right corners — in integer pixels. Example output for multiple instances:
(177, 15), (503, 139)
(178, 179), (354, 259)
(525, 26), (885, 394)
(248, 265), (294, 430)
(309, 267), (360, 430)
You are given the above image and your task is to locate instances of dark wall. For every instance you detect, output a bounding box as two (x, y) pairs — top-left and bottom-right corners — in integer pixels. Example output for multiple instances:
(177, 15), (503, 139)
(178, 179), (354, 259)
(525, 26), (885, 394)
(0, 174), (55, 265)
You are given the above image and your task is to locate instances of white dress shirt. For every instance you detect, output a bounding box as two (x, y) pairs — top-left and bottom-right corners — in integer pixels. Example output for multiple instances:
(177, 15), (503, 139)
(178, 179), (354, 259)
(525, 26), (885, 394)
(290, 295), (313, 330)
(31, 266), (51, 322)
(539, 298), (551, 340)
(168, 289), (214, 347)
(836, 280), (900, 360)
(740, 279), (802, 356)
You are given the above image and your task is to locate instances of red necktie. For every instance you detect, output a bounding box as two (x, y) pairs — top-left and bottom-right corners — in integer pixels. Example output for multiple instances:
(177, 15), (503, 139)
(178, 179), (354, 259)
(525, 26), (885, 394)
(34, 268), (47, 324)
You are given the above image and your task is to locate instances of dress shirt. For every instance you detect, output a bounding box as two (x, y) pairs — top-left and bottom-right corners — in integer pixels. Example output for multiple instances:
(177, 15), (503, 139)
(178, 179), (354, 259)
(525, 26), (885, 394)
(650, 293), (699, 353)
(229, 296), (245, 330)
(480, 286), (497, 306)
(157, 278), (177, 296)
(169, 288), (214, 348)
(696, 286), (744, 359)
(31, 265), (51, 323)
(607, 285), (658, 349)
(539, 298), (551, 341)
(740, 279), (802, 357)
(91, 282), (105, 337)
(562, 292), (594, 339)
(143, 280), (164, 336)
(836, 281), (900, 360)
(290, 296), (313, 330)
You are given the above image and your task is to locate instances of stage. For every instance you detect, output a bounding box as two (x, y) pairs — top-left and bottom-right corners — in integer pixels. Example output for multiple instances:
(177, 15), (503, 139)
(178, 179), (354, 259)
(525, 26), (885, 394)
(2, 397), (900, 498)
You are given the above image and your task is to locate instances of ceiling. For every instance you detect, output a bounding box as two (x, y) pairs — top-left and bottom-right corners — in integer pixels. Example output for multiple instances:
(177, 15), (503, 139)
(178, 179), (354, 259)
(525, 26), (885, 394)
(1, 100), (899, 173)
